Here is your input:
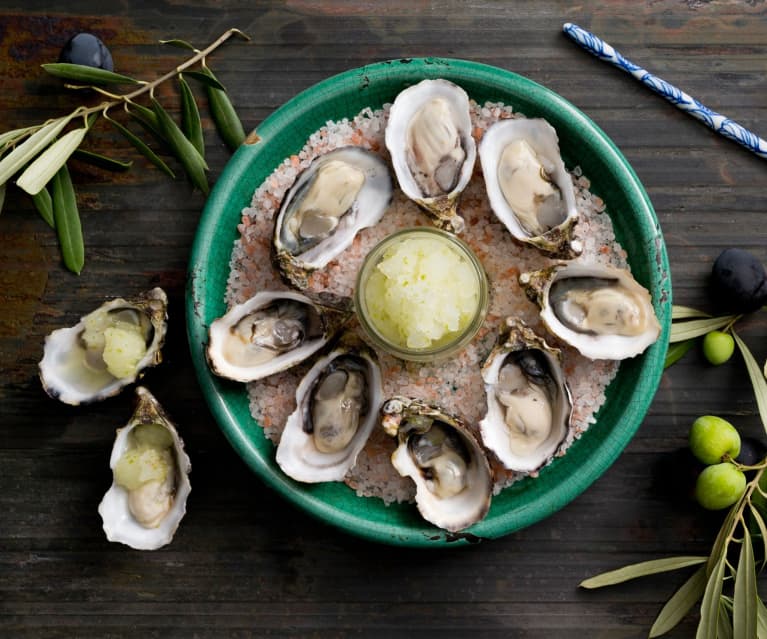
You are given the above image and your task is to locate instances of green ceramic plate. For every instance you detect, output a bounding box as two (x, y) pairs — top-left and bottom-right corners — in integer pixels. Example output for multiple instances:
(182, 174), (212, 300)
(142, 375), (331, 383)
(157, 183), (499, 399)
(186, 58), (671, 547)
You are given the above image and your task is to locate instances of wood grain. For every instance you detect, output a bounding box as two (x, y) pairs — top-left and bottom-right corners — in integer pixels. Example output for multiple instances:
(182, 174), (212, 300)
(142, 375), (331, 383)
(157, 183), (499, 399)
(1, 1), (766, 637)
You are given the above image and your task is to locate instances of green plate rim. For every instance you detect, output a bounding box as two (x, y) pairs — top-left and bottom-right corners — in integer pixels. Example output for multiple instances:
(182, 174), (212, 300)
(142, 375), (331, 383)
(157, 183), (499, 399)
(186, 57), (671, 548)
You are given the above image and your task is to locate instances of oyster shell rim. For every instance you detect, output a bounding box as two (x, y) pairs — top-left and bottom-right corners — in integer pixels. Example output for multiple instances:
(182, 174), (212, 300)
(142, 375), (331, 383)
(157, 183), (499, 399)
(206, 290), (352, 383)
(478, 117), (582, 259)
(520, 262), (662, 361)
(478, 318), (574, 473)
(275, 336), (384, 484)
(271, 145), (394, 289)
(382, 396), (494, 533)
(384, 78), (477, 234)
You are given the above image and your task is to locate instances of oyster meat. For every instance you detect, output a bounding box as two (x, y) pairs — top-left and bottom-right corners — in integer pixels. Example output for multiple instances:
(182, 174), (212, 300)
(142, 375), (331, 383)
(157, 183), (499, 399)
(39, 288), (168, 405)
(520, 262), (662, 360)
(479, 318), (572, 472)
(385, 79), (476, 233)
(273, 146), (392, 289)
(206, 291), (351, 382)
(98, 386), (191, 550)
(276, 335), (383, 483)
(381, 396), (493, 532)
(479, 118), (581, 258)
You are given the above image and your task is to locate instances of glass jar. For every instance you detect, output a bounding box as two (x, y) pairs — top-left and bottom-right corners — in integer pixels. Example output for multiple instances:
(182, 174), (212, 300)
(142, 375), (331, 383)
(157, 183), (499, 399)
(354, 227), (489, 362)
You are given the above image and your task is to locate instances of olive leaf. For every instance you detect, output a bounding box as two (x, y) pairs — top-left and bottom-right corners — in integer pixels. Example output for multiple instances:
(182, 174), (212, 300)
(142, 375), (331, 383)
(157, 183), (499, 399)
(125, 105), (173, 157)
(199, 66), (245, 150)
(159, 38), (198, 51)
(672, 305), (712, 320)
(125, 102), (164, 139)
(733, 528), (757, 639)
(42, 62), (140, 85)
(105, 115), (175, 178)
(178, 75), (205, 156)
(709, 505), (739, 576)
(757, 597), (767, 638)
(579, 556), (707, 588)
(0, 125), (38, 151)
(16, 126), (89, 195)
(72, 148), (132, 171)
(32, 187), (54, 227)
(183, 69), (226, 91)
(665, 339), (695, 369)
(698, 554), (727, 639)
(0, 115), (72, 186)
(151, 98), (209, 193)
(733, 332), (767, 435)
(670, 316), (738, 342)
(0, 182), (5, 215)
(52, 164), (84, 274)
(749, 503), (767, 570)
(648, 565), (707, 637)
(718, 598), (734, 639)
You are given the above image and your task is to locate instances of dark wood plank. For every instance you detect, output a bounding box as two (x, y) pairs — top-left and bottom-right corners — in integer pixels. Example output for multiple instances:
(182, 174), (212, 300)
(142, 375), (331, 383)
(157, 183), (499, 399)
(2, 1), (766, 637)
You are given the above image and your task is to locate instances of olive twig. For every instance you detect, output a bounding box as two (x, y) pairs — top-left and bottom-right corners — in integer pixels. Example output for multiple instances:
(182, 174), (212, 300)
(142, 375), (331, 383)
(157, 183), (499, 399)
(75, 27), (250, 119)
(723, 315), (742, 332)
(0, 27), (250, 273)
(585, 317), (767, 635)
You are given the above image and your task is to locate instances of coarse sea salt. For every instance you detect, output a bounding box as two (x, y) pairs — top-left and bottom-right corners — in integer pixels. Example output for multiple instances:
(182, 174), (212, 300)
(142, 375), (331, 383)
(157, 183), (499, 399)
(226, 101), (625, 503)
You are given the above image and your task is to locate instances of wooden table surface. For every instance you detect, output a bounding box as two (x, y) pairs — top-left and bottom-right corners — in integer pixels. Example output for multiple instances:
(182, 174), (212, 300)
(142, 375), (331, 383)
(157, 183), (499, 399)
(2, 2), (766, 637)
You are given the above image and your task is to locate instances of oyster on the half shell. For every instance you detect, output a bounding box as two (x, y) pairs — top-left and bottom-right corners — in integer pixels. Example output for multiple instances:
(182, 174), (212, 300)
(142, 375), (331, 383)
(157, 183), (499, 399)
(272, 146), (393, 289)
(520, 262), (661, 360)
(98, 386), (191, 550)
(276, 334), (383, 483)
(206, 290), (352, 382)
(479, 318), (572, 472)
(479, 118), (581, 258)
(385, 79), (477, 233)
(39, 288), (168, 405)
(381, 396), (493, 532)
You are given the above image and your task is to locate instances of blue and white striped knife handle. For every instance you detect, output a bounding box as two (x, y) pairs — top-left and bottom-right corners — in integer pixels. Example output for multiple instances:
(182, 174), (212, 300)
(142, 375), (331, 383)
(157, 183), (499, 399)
(563, 22), (767, 160)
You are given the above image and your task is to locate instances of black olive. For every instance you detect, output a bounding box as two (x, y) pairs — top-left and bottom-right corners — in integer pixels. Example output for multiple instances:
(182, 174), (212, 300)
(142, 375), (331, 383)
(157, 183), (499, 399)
(735, 436), (767, 467)
(59, 33), (114, 71)
(710, 248), (767, 313)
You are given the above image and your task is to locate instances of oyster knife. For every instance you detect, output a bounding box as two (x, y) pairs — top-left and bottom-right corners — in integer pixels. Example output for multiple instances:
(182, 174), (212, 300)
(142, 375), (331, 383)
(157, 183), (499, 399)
(563, 22), (767, 160)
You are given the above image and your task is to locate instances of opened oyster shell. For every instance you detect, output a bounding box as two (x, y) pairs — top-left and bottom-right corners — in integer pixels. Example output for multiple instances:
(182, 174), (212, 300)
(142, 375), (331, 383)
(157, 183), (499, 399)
(39, 287), (168, 405)
(382, 396), (493, 532)
(206, 290), (352, 382)
(520, 262), (661, 360)
(98, 386), (191, 550)
(276, 335), (383, 483)
(479, 118), (581, 258)
(273, 146), (393, 289)
(385, 79), (476, 233)
(479, 318), (572, 472)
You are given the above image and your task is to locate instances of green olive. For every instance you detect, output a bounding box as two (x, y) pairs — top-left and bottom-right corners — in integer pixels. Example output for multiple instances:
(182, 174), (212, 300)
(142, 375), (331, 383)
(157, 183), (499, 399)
(702, 330), (735, 365)
(689, 415), (741, 465)
(694, 462), (746, 510)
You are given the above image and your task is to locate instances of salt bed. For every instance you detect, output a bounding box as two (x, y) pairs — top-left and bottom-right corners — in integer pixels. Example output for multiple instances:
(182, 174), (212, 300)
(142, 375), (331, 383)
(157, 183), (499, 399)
(224, 100), (627, 503)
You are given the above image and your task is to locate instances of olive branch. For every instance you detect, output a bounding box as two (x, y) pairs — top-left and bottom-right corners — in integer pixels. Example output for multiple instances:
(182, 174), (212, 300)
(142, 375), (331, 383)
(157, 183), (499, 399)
(581, 304), (767, 637)
(0, 28), (249, 274)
